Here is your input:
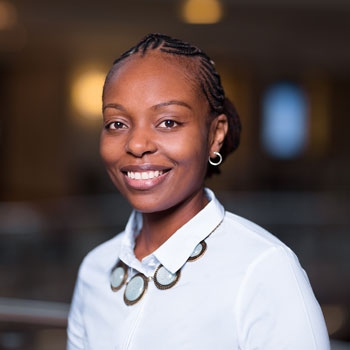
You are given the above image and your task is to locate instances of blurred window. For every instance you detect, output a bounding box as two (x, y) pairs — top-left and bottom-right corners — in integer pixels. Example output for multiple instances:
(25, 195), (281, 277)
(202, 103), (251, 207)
(261, 82), (308, 159)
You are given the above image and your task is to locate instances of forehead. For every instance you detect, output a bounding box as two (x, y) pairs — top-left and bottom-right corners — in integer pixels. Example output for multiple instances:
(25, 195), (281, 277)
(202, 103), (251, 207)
(106, 52), (201, 93)
(103, 52), (211, 117)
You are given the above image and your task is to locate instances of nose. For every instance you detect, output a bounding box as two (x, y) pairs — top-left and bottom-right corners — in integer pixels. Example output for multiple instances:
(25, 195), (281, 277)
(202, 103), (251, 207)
(125, 126), (157, 157)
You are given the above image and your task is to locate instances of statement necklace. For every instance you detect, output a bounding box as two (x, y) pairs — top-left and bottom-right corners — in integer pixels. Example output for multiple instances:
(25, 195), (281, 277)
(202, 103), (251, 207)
(110, 240), (207, 306)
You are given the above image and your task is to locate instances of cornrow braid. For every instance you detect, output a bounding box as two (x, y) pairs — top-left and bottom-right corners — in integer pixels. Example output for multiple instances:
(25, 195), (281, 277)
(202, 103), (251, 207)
(103, 33), (241, 177)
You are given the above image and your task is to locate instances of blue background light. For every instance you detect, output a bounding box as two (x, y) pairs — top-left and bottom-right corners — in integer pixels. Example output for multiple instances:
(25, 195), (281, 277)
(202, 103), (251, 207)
(262, 82), (308, 159)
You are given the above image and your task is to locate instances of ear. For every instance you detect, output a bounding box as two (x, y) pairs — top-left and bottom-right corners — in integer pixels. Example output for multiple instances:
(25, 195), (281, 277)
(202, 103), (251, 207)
(209, 114), (228, 158)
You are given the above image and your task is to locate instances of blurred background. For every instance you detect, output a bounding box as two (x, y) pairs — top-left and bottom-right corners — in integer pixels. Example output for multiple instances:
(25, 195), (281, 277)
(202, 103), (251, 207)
(0, 0), (349, 349)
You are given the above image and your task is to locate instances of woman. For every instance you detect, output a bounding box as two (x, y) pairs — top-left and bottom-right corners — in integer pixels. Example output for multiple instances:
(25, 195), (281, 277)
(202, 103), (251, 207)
(67, 33), (330, 349)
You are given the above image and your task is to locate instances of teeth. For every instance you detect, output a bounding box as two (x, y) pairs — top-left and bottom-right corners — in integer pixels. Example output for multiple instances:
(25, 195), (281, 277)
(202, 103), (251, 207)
(127, 170), (163, 180)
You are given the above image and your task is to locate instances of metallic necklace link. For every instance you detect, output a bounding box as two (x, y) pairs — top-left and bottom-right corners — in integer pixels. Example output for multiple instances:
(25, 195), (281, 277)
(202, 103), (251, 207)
(110, 240), (207, 306)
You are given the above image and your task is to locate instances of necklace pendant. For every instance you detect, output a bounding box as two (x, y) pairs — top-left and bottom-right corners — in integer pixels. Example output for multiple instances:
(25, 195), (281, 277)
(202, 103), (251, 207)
(110, 261), (128, 291)
(188, 241), (207, 261)
(124, 273), (148, 305)
(154, 265), (180, 290)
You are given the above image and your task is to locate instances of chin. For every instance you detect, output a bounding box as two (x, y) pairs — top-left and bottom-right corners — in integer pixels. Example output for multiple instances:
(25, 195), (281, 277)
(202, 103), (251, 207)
(127, 195), (177, 214)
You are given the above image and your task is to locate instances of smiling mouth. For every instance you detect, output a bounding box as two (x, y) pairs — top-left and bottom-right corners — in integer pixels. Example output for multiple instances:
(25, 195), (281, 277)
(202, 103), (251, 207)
(126, 170), (166, 180)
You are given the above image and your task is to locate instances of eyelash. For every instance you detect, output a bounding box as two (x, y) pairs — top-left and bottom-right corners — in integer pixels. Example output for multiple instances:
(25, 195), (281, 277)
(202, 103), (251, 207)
(105, 119), (181, 130)
(158, 119), (181, 128)
(105, 121), (127, 130)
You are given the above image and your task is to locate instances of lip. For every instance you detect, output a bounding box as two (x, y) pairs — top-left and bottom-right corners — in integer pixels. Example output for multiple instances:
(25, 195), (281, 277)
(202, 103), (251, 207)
(121, 164), (169, 172)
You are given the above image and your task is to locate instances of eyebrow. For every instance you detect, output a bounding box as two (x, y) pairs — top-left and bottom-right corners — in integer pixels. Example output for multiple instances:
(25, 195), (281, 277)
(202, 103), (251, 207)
(102, 100), (192, 112)
(102, 103), (125, 112)
(151, 100), (192, 111)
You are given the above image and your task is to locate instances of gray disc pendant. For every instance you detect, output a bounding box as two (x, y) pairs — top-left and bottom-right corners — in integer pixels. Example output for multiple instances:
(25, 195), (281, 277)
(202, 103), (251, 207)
(124, 273), (148, 305)
(188, 241), (207, 261)
(154, 265), (180, 290)
(110, 261), (128, 291)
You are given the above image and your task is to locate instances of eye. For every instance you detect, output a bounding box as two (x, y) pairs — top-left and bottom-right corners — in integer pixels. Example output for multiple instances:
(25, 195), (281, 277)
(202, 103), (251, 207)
(105, 121), (127, 130)
(158, 120), (180, 129)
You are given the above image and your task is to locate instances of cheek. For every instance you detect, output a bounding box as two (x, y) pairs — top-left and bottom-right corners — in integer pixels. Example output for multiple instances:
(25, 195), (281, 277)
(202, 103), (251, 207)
(167, 131), (209, 168)
(99, 135), (121, 165)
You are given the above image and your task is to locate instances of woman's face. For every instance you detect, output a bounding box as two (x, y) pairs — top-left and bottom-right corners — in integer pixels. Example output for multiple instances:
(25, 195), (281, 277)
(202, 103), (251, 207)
(101, 53), (220, 214)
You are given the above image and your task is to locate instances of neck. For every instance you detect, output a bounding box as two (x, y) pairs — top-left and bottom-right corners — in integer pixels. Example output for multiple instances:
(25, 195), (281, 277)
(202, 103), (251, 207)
(134, 188), (208, 261)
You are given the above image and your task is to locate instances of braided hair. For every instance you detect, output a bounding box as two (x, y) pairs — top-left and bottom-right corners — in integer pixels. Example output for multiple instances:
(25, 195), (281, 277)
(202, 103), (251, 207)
(103, 33), (241, 177)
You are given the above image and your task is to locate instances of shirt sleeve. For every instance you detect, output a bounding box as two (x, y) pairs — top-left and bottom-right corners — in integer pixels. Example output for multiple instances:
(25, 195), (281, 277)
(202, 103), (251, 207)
(235, 246), (330, 350)
(67, 266), (85, 350)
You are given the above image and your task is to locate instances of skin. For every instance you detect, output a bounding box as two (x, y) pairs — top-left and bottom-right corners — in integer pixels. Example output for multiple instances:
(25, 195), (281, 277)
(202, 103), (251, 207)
(101, 52), (228, 260)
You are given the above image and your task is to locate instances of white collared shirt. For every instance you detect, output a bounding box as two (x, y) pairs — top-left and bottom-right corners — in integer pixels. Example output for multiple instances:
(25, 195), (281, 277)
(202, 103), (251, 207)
(67, 189), (330, 350)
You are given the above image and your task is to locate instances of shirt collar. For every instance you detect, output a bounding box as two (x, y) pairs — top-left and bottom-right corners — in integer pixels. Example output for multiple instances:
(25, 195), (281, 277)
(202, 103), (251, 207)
(119, 188), (225, 274)
(154, 189), (224, 273)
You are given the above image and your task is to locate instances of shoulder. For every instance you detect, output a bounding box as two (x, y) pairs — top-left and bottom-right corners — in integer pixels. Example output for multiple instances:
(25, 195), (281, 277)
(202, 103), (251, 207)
(219, 213), (329, 348)
(78, 231), (125, 280)
(212, 210), (310, 289)
(217, 211), (289, 259)
(86, 232), (125, 259)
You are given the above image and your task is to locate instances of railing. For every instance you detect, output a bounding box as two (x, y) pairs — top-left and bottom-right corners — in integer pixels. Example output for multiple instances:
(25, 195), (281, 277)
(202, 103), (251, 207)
(0, 298), (69, 327)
